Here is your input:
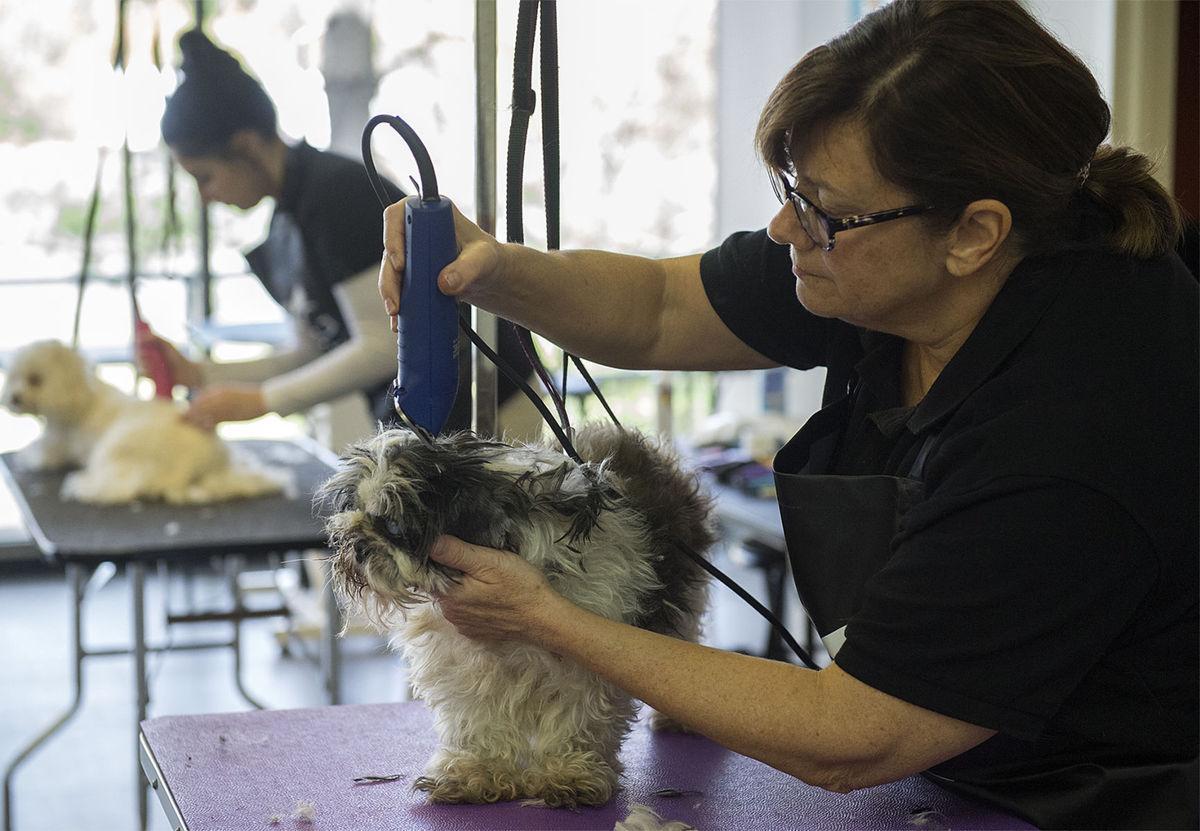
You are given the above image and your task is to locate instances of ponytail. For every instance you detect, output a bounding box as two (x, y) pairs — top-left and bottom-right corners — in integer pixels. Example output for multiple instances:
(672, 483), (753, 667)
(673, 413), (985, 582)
(1082, 145), (1182, 259)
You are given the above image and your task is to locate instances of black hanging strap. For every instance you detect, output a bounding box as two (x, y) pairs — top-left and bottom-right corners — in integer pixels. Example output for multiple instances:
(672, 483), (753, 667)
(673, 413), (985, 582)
(539, 1), (559, 252)
(505, 1), (573, 431)
(506, 1), (537, 247)
(506, 1), (620, 433)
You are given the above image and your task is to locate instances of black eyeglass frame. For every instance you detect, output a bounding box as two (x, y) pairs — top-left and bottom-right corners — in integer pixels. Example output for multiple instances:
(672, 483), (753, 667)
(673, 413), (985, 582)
(772, 172), (935, 252)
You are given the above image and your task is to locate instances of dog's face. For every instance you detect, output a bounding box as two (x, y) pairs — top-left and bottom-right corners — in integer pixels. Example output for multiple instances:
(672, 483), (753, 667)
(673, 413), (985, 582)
(0, 340), (93, 422)
(318, 429), (541, 626)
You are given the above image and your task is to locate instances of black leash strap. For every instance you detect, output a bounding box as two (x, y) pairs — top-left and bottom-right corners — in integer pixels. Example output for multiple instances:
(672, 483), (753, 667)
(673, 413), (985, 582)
(506, 1), (537, 246)
(534, 2), (621, 430)
(539, 0), (559, 253)
(507, 0), (621, 434)
(507, 0), (573, 432)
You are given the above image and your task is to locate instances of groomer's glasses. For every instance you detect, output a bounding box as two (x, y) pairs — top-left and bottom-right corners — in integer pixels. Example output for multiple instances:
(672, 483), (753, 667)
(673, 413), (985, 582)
(771, 171), (934, 252)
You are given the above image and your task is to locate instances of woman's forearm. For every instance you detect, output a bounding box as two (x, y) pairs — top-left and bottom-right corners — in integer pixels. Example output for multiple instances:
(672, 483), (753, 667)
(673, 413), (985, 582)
(473, 246), (772, 371)
(470, 246), (679, 369)
(261, 269), (395, 415)
(532, 594), (867, 790)
(382, 201), (771, 371)
(201, 336), (321, 386)
(531, 593), (995, 792)
(426, 536), (991, 793)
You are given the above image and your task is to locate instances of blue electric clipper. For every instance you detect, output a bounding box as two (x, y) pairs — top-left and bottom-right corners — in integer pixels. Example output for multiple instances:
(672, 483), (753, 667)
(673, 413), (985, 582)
(362, 115), (459, 435)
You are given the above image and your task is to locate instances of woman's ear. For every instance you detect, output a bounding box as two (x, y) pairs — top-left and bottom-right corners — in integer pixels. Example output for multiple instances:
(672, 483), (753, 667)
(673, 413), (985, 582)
(945, 199), (1014, 277)
(225, 129), (269, 162)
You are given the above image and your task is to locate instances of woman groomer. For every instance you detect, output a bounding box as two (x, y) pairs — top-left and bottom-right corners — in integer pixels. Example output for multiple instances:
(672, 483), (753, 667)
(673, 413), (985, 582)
(147, 30), (535, 445)
(377, 2), (1198, 828)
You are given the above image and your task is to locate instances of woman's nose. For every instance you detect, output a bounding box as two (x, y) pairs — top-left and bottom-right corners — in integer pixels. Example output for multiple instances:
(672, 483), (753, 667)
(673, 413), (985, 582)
(767, 202), (814, 251)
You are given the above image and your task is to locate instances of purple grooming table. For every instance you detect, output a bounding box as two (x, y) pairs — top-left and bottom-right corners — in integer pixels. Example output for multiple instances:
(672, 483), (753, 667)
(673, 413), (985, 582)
(140, 701), (1033, 830)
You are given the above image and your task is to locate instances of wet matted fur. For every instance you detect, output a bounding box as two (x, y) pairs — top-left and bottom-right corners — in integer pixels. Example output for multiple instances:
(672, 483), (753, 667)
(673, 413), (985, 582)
(318, 424), (715, 807)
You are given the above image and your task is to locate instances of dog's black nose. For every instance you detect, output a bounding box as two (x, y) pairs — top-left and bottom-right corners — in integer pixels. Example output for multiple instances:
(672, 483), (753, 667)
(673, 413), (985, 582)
(10, 392), (22, 408)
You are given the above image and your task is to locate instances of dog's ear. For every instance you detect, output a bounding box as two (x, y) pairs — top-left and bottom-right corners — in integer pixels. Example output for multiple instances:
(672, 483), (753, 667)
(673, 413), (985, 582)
(408, 436), (535, 553)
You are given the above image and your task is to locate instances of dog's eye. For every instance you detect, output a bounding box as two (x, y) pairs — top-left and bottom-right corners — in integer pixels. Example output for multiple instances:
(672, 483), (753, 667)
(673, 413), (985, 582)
(384, 518), (404, 537)
(26, 373), (41, 388)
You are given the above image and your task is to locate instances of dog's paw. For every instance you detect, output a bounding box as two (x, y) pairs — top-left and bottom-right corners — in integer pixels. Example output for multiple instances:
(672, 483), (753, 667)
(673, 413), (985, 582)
(61, 471), (137, 505)
(522, 751), (618, 808)
(413, 755), (521, 804)
(60, 471), (100, 502)
(15, 443), (66, 472)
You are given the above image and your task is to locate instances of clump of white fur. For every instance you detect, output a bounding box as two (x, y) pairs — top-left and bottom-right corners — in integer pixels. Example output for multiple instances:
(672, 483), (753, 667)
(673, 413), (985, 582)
(0, 340), (282, 504)
(614, 803), (697, 831)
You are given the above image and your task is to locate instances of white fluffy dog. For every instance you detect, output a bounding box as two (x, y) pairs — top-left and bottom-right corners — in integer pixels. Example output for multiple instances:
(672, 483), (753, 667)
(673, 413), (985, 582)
(0, 340), (281, 504)
(319, 424), (715, 808)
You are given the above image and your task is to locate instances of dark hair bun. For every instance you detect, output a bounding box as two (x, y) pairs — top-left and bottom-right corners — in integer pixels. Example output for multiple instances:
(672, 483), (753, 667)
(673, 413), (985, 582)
(161, 28), (277, 157)
(178, 29), (243, 80)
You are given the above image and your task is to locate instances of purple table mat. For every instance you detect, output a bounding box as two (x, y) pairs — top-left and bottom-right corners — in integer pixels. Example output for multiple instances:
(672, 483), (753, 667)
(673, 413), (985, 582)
(141, 701), (1033, 831)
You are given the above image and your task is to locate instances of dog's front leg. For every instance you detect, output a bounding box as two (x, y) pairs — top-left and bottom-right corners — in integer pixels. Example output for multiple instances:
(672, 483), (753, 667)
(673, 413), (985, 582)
(521, 661), (636, 808)
(404, 614), (527, 804)
(16, 430), (73, 471)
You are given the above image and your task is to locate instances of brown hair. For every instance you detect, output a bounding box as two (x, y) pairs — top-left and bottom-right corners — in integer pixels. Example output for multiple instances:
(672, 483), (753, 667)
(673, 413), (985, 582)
(755, 0), (1181, 259)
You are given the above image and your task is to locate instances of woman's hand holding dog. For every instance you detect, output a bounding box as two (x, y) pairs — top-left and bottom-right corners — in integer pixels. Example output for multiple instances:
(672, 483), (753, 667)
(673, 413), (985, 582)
(184, 384), (268, 430)
(428, 534), (567, 647)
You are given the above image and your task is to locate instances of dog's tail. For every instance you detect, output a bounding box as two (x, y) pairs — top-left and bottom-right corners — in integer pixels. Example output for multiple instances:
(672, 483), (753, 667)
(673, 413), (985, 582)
(572, 424), (717, 638)
(572, 423), (717, 558)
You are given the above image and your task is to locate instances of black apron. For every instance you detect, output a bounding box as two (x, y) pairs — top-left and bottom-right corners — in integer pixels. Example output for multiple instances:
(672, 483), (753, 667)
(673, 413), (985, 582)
(771, 388), (1199, 829)
(773, 391), (931, 657)
(245, 213), (395, 424)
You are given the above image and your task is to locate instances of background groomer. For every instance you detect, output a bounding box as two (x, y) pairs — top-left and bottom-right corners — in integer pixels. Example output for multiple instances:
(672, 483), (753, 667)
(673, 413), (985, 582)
(147, 29), (537, 448)
(377, 2), (1198, 828)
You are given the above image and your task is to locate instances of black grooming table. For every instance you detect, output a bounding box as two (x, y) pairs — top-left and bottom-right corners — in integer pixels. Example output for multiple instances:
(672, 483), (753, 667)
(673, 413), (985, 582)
(0, 437), (342, 831)
(0, 439), (334, 562)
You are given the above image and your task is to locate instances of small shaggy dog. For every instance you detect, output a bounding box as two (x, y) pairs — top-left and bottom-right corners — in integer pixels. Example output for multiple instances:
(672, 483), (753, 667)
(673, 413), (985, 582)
(0, 340), (281, 504)
(318, 424), (715, 807)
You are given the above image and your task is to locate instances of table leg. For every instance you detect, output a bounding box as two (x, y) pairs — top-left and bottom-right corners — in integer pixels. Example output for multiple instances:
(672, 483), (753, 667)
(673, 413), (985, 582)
(763, 556), (788, 661)
(3, 564), (87, 831)
(131, 561), (148, 831)
(322, 575), (342, 705)
(227, 556), (267, 710)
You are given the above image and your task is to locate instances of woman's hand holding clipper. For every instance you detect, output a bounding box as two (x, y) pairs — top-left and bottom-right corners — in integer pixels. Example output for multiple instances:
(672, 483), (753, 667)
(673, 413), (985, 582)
(378, 196), (507, 333)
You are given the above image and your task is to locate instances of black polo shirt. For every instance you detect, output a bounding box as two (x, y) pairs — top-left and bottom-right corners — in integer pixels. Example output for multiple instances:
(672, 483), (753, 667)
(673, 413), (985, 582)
(700, 227), (1199, 828)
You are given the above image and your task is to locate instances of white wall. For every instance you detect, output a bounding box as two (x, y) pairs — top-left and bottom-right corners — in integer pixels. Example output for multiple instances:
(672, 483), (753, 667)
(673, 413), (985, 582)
(1024, 0), (1117, 108)
(715, 1), (858, 241)
(713, 1), (860, 428)
(1109, 0), (1179, 189)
